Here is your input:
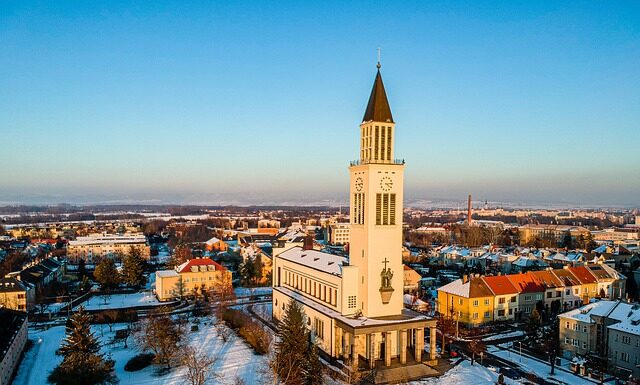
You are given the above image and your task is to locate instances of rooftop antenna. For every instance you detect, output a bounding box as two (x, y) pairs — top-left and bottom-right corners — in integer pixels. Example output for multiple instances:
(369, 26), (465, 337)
(377, 47), (381, 69)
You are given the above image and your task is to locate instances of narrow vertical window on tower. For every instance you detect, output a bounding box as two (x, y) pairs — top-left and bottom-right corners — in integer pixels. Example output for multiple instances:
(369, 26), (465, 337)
(387, 127), (392, 160)
(360, 193), (365, 224)
(390, 193), (396, 225)
(381, 126), (385, 158)
(376, 194), (382, 225)
(374, 126), (379, 161)
(382, 193), (389, 225)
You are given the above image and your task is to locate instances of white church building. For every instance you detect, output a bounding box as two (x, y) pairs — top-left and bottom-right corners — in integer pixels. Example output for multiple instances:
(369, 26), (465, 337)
(272, 63), (438, 382)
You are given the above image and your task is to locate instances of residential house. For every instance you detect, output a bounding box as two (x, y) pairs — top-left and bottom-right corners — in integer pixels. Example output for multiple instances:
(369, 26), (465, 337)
(506, 273), (545, 319)
(529, 270), (565, 314)
(155, 258), (232, 301)
(0, 278), (29, 312)
(481, 275), (519, 321)
(204, 237), (228, 252)
(437, 276), (495, 326)
(403, 265), (422, 293)
(553, 267), (583, 311)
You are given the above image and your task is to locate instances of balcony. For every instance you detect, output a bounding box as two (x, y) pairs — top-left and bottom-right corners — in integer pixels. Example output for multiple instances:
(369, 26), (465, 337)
(350, 158), (405, 166)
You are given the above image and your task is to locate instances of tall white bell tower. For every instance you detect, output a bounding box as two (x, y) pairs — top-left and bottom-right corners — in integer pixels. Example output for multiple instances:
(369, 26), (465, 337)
(348, 62), (405, 318)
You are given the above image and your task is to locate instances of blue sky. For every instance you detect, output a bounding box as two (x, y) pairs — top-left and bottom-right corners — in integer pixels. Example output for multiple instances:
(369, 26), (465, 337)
(1, 1), (639, 206)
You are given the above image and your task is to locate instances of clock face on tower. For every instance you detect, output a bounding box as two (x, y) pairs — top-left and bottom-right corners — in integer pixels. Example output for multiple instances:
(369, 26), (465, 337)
(380, 176), (393, 191)
(355, 177), (364, 192)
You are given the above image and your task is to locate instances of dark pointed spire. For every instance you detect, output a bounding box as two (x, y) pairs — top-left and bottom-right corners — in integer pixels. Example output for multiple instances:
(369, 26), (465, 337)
(362, 64), (393, 123)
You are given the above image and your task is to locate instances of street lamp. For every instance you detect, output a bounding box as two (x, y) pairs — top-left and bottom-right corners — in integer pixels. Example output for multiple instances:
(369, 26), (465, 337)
(518, 342), (522, 363)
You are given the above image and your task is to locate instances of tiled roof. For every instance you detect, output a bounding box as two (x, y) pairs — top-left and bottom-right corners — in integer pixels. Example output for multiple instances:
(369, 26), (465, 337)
(529, 270), (564, 288)
(176, 258), (226, 273)
(552, 269), (581, 286)
(568, 266), (598, 284)
(482, 275), (519, 296)
(506, 273), (545, 293)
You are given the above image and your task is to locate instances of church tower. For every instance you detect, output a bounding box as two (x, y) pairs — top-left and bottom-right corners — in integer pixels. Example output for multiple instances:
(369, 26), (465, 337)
(349, 63), (405, 318)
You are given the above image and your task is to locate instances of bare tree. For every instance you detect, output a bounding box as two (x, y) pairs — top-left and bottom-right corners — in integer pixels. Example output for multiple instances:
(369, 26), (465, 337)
(135, 307), (184, 369)
(182, 346), (218, 385)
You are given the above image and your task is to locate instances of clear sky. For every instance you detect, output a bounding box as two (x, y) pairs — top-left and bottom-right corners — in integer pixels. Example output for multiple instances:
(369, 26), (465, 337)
(1, 1), (639, 206)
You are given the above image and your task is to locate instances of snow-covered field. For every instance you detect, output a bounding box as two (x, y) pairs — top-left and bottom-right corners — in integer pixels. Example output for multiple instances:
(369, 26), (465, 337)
(74, 292), (168, 311)
(13, 320), (266, 385)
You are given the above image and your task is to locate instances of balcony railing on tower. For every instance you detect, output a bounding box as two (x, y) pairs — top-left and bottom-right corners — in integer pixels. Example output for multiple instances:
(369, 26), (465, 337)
(350, 159), (405, 167)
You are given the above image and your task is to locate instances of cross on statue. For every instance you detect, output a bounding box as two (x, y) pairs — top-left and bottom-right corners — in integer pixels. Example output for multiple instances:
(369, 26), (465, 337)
(382, 257), (389, 270)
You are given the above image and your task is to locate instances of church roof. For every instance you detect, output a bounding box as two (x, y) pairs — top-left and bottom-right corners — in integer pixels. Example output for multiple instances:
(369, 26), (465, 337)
(277, 246), (346, 276)
(362, 66), (394, 123)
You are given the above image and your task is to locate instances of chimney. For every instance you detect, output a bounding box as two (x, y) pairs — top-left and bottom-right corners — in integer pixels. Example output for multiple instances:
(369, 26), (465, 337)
(303, 235), (314, 250)
(462, 274), (469, 284)
(467, 194), (472, 226)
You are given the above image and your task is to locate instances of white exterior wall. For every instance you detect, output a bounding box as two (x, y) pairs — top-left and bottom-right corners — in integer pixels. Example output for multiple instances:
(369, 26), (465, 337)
(349, 161), (405, 318)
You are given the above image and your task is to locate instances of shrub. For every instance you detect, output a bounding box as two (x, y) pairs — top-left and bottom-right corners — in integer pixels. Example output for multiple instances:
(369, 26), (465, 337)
(124, 353), (155, 372)
(222, 308), (271, 354)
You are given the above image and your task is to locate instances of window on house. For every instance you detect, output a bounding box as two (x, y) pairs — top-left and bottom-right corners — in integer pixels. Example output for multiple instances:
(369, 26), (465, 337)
(472, 313), (478, 320)
(348, 296), (356, 308)
(484, 311), (490, 318)
(498, 310), (505, 317)
(499, 298), (505, 304)
(473, 300), (479, 307)
(547, 292), (552, 298)
(484, 299), (490, 305)
(458, 298), (463, 305)
(510, 296), (516, 303)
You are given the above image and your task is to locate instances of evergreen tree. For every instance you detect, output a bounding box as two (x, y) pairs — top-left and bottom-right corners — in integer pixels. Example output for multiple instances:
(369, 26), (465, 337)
(48, 307), (117, 385)
(122, 246), (146, 288)
(273, 300), (308, 385)
(94, 258), (120, 291)
(303, 337), (324, 385)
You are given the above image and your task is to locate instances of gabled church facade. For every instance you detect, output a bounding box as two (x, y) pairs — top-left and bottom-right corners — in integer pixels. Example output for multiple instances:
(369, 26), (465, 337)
(272, 63), (438, 381)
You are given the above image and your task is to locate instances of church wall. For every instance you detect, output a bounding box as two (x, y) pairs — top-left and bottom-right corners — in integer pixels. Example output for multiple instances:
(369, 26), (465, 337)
(273, 257), (342, 312)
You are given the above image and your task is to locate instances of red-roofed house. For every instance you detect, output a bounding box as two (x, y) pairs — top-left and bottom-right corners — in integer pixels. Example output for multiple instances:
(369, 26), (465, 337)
(506, 273), (545, 319)
(568, 266), (598, 303)
(155, 258), (232, 301)
(482, 275), (519, 321)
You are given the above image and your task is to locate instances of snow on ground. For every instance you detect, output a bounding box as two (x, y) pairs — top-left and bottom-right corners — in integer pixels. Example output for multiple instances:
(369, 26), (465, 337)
(13, 319), (266, 385)
(482, 330), (524, 342)
(488, 346), (605, 385)
(234, 287), (272, 297)
(411, 360), (518, 385)
(74, 292), (167, 311)
(252, 302), (273, 320)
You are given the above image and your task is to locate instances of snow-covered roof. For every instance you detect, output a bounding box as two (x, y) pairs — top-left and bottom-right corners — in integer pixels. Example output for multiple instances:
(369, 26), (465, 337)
(438, 278), (469, 298)
(277, 246), (346, 276)
(156, 270), (179, 278)
(205, 237), (222, 245)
